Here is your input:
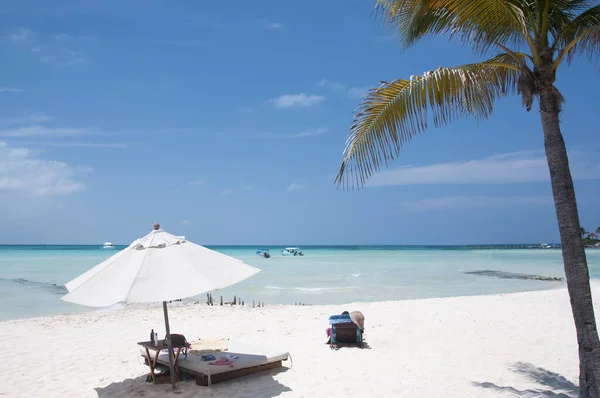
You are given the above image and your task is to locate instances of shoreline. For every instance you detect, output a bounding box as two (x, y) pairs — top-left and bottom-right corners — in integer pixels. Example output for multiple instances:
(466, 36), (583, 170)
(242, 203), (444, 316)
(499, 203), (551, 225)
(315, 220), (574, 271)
(1, 283), (594, 397)
(0, 280), (571, 324)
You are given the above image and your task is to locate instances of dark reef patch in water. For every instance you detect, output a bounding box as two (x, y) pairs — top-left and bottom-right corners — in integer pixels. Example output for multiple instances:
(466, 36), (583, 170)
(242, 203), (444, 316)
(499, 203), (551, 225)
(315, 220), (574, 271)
(0, 277), (67, 294)
(465, 270), (564, 282)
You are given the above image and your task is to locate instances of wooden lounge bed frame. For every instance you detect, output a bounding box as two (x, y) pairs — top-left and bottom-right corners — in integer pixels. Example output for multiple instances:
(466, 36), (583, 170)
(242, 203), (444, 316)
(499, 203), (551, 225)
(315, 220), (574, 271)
(182, 358), (285, 386)
(141, 340), (290, 386)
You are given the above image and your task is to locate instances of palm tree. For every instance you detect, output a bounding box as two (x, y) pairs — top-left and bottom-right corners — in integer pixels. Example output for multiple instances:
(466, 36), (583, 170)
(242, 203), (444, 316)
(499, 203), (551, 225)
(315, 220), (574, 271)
(596, 227), (600, 236)
(335, 1), (600, 395)
(582, 227), (589, 238)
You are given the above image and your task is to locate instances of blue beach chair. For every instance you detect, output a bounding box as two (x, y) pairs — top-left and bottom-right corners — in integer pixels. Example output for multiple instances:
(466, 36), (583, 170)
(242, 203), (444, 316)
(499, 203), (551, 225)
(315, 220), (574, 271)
(328, 314), (363, 349)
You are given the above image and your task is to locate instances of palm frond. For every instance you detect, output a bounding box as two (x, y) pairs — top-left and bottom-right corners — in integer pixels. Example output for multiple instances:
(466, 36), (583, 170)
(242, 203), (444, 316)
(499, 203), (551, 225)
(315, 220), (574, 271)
(552, 4), (600, 65)
(376, 0), (531, 54)
(530, 0), (595, 46)
(335, 59), (520, 188)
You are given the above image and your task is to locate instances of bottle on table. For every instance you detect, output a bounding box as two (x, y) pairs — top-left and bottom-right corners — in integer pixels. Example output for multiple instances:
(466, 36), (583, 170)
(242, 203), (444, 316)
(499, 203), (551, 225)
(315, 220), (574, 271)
(150, 329), (155, 344)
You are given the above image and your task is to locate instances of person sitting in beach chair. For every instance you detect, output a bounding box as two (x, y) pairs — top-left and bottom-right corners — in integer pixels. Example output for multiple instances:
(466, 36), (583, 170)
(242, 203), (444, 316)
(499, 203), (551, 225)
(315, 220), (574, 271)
(326, 311), (364, 347)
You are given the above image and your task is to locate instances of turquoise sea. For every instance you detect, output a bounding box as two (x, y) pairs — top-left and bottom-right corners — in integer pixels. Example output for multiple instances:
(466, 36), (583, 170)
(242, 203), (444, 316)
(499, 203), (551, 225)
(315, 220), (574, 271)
(1, 245), (599, 321)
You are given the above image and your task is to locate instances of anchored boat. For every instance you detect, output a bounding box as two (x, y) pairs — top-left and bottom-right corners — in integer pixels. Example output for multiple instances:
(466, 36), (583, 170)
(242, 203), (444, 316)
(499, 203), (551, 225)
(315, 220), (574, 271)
(281, 247), (304, 256)
(256, 248), (271, 258)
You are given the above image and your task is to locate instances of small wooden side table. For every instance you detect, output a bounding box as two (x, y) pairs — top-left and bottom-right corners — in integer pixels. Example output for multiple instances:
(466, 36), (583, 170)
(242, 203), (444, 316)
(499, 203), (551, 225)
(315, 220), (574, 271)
(137, 340), (190, 384)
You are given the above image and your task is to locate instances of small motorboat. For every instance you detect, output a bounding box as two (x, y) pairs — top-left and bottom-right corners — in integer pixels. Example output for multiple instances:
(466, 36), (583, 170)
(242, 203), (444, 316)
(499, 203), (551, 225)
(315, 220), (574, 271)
(102, 242), (116, 250)
(256, 248), (271, 258)
(540, 243), (552, 249)
(281, 247), (304, 256)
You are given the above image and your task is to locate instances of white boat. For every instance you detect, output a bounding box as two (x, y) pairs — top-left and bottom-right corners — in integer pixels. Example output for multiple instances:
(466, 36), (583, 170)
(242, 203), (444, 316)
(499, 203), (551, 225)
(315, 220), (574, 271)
(102, 242), (116, 250)
(281, 247), (304, 256)
(540, 243), (552, 249)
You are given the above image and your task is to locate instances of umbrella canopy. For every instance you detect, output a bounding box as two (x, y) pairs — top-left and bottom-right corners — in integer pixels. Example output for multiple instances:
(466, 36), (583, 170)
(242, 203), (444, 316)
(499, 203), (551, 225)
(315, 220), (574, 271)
(62, 226), (260, 307)
(61, 224), (261, 389)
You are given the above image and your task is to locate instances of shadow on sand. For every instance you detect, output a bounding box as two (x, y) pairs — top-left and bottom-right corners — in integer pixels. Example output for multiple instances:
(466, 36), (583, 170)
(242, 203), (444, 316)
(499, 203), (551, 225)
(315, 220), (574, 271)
(96, 367), (291, 398)
(472, 362), (578, 397)
(330, 340), (372, 350)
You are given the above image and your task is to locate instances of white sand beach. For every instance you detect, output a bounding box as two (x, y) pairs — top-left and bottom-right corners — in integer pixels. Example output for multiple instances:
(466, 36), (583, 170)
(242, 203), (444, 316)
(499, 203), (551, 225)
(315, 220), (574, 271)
(0, 284), (592, 398)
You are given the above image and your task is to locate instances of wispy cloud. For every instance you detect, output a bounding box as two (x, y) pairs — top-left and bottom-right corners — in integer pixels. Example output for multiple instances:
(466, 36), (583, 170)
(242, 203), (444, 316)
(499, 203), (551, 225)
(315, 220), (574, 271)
(0, 125), (89, 138)
(6, 28), (85, 66)
(318, 79), (346, 90)
(287, 182), (304, 192)
(292, 128), (328, 138)
(269, 93), (325, 109)
(8, 28), (33, 42)
(319, 79), (372, 99)
(366, 150), (600, 187)
(267, 22), (284, 30)
(241, 184), (252, 191)
(189, 179), (204, 187)
(398, 196), (552, 212)
(180, 219), (191, 225)
(0, 87), (25, 93)
(14, 141), (127, 148)
(347, 86), (370, 99)
(0, 113), (52, 124)
(0, 141), (86, 196)
(220, 189), (233, 195)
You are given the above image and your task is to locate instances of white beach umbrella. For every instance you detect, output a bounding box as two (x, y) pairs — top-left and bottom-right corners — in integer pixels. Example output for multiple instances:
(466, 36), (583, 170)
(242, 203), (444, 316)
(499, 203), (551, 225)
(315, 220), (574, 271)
(61, 223), (261, 389)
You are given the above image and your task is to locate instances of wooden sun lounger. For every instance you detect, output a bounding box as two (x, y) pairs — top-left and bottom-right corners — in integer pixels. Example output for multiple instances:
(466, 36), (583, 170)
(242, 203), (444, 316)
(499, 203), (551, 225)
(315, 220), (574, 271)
(141, 341), (290, 386)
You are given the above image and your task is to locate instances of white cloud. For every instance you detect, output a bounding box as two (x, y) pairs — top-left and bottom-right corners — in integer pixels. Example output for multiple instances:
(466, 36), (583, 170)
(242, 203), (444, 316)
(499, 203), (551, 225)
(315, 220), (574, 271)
(189, 179), (204, 186)
(347, 86), (370, 99)
(0, 87), (25, 93)
(180, 219), (191, 225)
(241, 184), (252, 191)
(319, 79), (346, 90)
(220, 189), (233, 195)
(6, 28), (84, 66)
(292, 128), (328, 138)
(366, 150), (600, 187)
(0, 125), (88, 137)
(398, 196), (552, 212)
(0, 141), (86, 196)
(319, 79), (370, 98)
(0, 113), (52, 124)
(287, 182), (304, 192)
(268, 22), (283, 30)
(15, 141), (126, 148)
(8, 28), (33, 42)
(269, 93), (325, 109)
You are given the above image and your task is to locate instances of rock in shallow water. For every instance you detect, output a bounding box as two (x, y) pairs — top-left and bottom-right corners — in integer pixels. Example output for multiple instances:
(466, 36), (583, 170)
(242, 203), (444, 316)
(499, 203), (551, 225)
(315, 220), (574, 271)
(464, 270), (564, 281)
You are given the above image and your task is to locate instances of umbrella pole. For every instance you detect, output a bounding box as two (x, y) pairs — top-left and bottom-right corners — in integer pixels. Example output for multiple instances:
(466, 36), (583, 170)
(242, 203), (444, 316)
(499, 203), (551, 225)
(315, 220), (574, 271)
(162, 301), (176, 390)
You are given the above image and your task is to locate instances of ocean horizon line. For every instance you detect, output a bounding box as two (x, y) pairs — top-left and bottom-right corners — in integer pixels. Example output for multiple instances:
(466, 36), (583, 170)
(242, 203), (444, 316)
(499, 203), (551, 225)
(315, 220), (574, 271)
(0, 243), (560, 248)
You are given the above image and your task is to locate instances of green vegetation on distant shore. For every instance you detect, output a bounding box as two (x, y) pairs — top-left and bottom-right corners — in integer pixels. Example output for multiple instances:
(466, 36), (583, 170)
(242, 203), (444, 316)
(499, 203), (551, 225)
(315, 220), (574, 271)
(582, 227), (600, 245)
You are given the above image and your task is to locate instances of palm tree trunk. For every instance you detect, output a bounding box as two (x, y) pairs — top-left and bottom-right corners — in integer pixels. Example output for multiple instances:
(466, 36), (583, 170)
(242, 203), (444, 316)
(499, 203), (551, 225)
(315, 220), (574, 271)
(540, 88), (600, 398)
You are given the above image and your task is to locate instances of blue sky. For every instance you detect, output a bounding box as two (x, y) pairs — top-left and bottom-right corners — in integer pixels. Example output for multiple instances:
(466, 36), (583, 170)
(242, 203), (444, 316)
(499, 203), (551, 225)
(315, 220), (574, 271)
(0, 0), (598, 245)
